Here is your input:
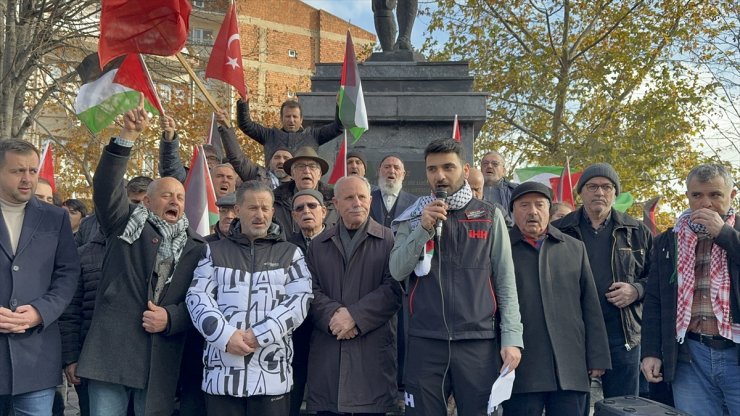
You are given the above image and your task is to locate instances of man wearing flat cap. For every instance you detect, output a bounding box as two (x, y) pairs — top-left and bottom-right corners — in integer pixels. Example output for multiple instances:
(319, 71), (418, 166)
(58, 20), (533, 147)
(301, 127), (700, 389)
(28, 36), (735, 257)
(286, 189), (327, 416)
(206, 193), (237, 242)
(273, 147), (336, 234)
(504, 182), (610, 416)
(552, 163), (652, 399)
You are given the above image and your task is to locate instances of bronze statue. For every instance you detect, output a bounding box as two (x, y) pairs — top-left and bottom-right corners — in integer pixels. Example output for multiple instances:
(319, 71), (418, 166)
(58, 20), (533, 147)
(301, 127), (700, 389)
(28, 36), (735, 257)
(373, 0), (417, 52)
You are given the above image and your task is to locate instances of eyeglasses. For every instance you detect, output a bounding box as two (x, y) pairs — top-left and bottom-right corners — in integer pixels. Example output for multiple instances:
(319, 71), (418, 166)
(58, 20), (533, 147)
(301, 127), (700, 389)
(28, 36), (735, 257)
(293, 163), (321, 171)
(293, 202), (320, 212)
(481, 161), (502, 168)
(584, 183), (615, 193)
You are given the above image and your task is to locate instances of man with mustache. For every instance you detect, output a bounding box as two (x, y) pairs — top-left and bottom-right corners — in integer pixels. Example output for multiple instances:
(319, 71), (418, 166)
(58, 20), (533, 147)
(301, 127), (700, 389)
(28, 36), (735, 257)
(306, 176), (402, 415)
(370, 155), (416, 228)
(504, 182), (610, 416)
(481, 151), (517, 215)
(552, 163), (652, 399)
(642, 164), (739, 416)
(187, 180), (312, 415)
(390, 138), (523, 415)
(75, 107), (205, 415)
(273, 147), (336, 234)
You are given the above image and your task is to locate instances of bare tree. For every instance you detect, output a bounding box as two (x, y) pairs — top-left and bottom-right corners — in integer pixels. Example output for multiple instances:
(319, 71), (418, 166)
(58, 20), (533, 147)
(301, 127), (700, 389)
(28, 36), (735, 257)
(0, 0), (99, 140)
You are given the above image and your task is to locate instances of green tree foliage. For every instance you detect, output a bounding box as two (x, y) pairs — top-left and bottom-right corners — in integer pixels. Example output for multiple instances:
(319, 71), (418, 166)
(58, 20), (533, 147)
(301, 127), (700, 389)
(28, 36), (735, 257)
(422, 0), (731, 215)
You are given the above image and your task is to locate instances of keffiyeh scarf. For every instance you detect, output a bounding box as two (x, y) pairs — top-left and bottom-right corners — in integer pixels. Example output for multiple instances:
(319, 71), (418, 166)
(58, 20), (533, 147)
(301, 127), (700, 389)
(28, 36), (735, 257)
(674, 208), (739, 343)
(119, 204), (190, 266)
(392, 182), (473, 276)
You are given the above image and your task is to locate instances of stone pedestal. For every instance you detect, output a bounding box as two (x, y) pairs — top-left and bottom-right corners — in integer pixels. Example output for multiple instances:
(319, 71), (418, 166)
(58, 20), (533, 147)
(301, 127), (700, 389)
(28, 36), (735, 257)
(298, 60), (487, 196)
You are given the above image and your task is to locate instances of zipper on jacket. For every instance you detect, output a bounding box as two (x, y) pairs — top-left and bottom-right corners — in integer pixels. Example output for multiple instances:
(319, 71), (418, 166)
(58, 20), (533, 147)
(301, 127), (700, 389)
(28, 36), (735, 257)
(612, 228), (632, 351)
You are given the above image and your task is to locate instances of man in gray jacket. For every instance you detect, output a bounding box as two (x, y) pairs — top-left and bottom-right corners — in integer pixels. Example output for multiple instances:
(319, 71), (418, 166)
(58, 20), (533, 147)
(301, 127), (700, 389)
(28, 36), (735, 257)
(390, 138), (523, 416)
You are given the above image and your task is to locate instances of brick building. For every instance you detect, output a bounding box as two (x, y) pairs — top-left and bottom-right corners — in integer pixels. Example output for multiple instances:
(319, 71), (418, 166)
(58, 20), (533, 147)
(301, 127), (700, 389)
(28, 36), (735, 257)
(189, 0), (375, 118)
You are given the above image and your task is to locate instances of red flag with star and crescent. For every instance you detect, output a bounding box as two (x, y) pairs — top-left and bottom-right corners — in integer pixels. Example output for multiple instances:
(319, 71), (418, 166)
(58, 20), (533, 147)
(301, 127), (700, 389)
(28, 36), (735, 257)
(205, 3), (247, 98)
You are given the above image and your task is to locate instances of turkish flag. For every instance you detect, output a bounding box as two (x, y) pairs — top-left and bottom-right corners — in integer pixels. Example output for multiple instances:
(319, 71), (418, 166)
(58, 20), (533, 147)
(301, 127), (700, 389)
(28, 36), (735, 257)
(98, 0), (191, 69)
(205, 4), (247, 98)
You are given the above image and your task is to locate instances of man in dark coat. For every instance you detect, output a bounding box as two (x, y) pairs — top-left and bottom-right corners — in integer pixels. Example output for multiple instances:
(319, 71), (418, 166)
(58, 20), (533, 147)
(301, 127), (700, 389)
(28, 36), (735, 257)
(0, 139), (80, 414)
(306, 176), (403, 415)
(503, 182), (610, 416)
(75, 108), (204, 416)
(370, 154), (416, 228)
(237, 96), (342, 166)
(274, 147), (336, 234)
(552, 163), (652, 398)
(287, 189), (326, 416)
(641, 164), (740, 416)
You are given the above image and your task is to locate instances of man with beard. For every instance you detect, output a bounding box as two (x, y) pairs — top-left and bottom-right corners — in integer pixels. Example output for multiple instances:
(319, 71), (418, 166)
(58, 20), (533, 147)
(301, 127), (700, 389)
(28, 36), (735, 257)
(390, 139), (523, 415)
(370, 155), (416, 228)
(642, 164), (739, 415)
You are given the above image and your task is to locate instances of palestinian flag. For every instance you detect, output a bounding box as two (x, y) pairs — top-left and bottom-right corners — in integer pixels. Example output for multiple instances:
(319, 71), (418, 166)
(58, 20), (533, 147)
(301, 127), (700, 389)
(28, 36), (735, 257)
(513, 166), (565, 185)
(74, 54), (139, 134)
(327, 131), (347, 185)
(338, 31), (368, 143)
(414, 240), (435, 276)
(452, 114), (461, 142)
(643, 196), (661, 236)
(74, 53), (161, 134)
(184, 145), (218, 237)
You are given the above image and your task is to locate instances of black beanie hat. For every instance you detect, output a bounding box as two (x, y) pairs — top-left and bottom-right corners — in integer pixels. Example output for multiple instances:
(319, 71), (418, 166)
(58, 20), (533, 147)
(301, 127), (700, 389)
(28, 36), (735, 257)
(576, 163), (621, 195)
(346, 151), (367, 169)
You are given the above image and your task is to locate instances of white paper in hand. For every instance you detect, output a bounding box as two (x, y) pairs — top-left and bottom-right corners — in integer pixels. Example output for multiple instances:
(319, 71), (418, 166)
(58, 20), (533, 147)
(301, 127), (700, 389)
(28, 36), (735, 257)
(487, 368), (515, 415)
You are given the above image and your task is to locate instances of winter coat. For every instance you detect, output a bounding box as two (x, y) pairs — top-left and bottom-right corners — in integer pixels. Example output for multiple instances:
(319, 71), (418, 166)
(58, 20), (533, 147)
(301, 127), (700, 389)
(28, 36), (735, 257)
(553, 207), (653, 349)
(369, 188), (417, 228)
(273, 180), (336, 234)
(236, 99), (342, 165)
(187, 220), (312, 397)
(641, 216), (740, 382)
(0, 197), (80, 395)
(509, 225), (611, 394)
(306, 219), (403, 413)
(59, 225), (106, 367)
(75, 142), (204, 416)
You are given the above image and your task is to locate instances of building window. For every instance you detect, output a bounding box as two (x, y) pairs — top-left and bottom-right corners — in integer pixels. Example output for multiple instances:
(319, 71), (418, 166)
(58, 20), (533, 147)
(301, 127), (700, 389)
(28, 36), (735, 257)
(189, 28), (213, 46)
(192, 0), (205, 8)
(288, 49), (298, 58)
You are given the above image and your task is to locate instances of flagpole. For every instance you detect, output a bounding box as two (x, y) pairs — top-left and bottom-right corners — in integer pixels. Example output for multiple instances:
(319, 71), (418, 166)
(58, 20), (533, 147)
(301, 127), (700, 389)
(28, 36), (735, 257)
(175, 53), (232, 128)
(343, 130), (348, 179)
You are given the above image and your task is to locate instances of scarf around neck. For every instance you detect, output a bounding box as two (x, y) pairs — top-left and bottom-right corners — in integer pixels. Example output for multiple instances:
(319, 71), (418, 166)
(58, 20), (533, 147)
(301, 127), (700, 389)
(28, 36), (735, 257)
(674, 208), (738, 343)
(119, 204), (190, 265)
(392, 182), (473, 276)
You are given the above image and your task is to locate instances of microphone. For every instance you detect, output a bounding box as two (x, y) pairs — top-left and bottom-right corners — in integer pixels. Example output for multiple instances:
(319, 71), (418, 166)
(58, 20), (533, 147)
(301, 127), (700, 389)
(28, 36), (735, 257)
(434, 188), (447, 238)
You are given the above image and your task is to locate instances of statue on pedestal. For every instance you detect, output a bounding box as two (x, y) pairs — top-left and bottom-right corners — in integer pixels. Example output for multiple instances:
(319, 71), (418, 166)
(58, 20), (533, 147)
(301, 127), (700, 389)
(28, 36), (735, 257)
(373, 0), (417, 52)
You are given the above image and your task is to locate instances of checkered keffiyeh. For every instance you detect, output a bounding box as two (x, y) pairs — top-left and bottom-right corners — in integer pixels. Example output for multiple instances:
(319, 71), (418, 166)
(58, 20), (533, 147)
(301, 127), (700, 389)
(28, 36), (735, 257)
(674, 208), (739, 343)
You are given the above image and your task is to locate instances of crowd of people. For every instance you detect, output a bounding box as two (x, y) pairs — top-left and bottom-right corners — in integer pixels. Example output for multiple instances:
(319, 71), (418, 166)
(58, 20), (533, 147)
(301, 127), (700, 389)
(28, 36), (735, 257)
(0, 93), (738, 416)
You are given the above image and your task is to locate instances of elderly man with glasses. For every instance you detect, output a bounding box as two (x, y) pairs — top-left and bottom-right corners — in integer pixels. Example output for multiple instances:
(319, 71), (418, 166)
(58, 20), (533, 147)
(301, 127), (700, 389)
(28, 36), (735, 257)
(552, 163), (653, 400)
(272, 147), (337, 235)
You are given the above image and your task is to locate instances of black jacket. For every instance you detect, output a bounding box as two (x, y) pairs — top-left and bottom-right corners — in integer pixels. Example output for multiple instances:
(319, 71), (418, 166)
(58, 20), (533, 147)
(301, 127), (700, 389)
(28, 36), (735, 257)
(60, 225), (106, 367)
(509, 225), (611, 393)
(218, 125), (273, 184)
(641, 216), (740, 382)
(553, 207), (652, 350)
(76, 141), (205, 416)
(273, 180), (336, 234)
(237, 99), (342, 165)
(369, 188), (417, 228)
